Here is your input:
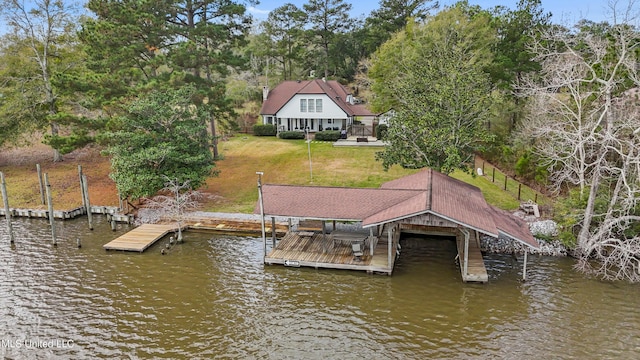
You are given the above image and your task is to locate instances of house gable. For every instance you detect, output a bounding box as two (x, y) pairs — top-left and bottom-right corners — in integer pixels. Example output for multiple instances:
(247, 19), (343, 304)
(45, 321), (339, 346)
(260, 79), (374, 118)
(277, 93), (349, 119)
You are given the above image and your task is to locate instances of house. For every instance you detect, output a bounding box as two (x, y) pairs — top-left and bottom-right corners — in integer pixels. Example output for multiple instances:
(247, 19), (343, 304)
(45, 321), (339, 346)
(260, 79), (376, 134)
(256, 168), (538, 282)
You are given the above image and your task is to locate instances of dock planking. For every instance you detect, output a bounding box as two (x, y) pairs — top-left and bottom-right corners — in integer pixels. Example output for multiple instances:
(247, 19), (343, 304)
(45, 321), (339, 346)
(104, 224), (179, 252)
(265, 231), (396, 274)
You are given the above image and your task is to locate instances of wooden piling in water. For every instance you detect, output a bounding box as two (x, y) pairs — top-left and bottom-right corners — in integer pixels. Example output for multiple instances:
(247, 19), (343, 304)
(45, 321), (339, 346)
(0, 172), (15, 244)
(44, 173), (56, 245)
(81, 174), (93, 230)
(78, 165), (86, 208)
(36, 164), (45, 205)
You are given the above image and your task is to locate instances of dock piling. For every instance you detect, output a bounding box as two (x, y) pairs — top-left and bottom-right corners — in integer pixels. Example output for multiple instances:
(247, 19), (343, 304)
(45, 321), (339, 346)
(0, 172), (15, 244)
(44, 173), (56, 245)
(36, 164), (45, 205)
(81, 174), (93, 230)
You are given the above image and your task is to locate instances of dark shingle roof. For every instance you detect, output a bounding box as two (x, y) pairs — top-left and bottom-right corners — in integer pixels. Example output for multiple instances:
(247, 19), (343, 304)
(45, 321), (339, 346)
(260, 79), (375, 117)
(257, 169), (538, 248)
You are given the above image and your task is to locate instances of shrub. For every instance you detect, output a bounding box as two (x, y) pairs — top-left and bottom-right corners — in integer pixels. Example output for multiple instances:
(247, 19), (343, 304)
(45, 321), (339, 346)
(278, 131), (305, 139)
(376, 124), (388, 140)
(253, 124), (277, 136)
(314, 130), (340, 142)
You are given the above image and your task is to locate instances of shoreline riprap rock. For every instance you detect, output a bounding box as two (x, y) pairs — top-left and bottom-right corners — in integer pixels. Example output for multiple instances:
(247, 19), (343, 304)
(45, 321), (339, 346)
(481, 218), (570, 257)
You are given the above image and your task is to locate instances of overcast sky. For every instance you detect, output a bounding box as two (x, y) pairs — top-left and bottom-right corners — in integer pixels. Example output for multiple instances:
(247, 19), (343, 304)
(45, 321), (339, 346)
(250, 0), (625, 24)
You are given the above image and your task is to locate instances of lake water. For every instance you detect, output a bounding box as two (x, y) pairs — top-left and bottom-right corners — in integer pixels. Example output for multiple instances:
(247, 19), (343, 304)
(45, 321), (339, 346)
(0, 216), (638, 359)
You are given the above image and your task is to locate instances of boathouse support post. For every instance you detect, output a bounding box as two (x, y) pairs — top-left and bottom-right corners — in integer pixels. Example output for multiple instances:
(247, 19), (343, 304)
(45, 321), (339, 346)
(460, 228), (470, 276)
(0, 172), (15, 244)
(322, 220), (330, 252)
(44, 173), (56, 245)
(271, 217), (276, 247)
(387, 224), (393, 269)
(369, 228), (374, 255)
(256, 172), (266, 262)
(523, 251), (528, 281)
(36, 164), (45, 205)
(82, 175), (93, 230)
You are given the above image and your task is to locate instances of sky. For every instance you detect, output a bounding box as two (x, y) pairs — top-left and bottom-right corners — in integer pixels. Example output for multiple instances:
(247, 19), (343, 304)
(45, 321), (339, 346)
(249, 0), (618, 24)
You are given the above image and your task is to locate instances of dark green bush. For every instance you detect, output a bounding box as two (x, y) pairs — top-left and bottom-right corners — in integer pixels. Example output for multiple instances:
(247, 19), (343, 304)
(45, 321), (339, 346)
(376, 124), (388, 140)
(314, 130), (340, 141)
(253, 124), (277, 136)
(278, 131), (305, 139)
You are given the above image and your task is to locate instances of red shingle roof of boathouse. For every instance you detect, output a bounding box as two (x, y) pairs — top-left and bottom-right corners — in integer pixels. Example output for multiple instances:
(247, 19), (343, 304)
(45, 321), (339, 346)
(257, 169), (538, 249)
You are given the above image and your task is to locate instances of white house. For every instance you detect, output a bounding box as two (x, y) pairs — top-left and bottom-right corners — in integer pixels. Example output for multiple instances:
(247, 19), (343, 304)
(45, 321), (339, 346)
(260, 79), (376, 133)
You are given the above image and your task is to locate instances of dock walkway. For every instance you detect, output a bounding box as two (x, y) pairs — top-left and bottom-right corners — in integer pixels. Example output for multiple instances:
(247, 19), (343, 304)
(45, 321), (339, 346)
(104, 224), (179, 252)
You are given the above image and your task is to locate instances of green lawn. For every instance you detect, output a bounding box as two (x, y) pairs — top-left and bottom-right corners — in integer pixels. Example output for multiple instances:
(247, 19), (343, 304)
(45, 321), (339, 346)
(203, 135), (549, 213)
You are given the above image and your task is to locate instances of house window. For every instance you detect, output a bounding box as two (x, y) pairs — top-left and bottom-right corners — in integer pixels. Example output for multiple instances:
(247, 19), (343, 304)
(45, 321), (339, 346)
(308, 99), (315, 112)
(316, 99), (323, 112)
(300, 99), (307, 112)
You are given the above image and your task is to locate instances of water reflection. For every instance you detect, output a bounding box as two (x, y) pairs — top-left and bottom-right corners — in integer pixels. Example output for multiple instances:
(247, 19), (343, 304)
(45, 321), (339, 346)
(0, 218), (639, 359)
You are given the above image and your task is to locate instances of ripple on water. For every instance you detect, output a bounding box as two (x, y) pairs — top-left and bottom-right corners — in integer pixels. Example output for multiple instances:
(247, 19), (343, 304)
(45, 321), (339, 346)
(1, 223), (640, 359)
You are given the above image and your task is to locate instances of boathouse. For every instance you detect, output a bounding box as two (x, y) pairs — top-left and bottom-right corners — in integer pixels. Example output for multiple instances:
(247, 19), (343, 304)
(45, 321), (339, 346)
(257, 169), (539, 282)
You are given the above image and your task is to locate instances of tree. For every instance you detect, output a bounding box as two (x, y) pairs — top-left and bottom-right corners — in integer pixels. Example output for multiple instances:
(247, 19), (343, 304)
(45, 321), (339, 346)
(146, 177), (203, 243)
(369, 7), (496, 174)
(81, 0), (251, 159)
(0, 0), (84, 161)
(0, 36), (41, 148)
(489, 0), (551, 132)
(518, 11), (640, 281)
(260, 3), (308, 81)
(304, 0), (353, 79)
(363, 0), (439, 55)
(101, 86), (215, 201)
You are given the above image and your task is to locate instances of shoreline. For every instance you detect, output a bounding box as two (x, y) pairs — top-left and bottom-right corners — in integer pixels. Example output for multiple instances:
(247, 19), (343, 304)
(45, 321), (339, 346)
(1, 205), (571, 256)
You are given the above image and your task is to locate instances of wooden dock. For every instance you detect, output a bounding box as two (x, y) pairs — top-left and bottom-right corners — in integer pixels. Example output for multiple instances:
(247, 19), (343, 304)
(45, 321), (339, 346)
(456, 233), (488, 283)
(264, 230), (397, 274)
(104, 224), (179, 252)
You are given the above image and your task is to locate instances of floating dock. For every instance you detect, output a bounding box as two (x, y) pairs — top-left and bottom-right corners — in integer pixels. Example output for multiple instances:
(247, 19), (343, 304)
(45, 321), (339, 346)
(103, 224), (179, 252)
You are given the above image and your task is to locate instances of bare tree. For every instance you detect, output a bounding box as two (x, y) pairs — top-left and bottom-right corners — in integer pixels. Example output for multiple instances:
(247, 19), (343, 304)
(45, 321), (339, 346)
(518, 3), (640, 281)
(146, 177), (203, 243)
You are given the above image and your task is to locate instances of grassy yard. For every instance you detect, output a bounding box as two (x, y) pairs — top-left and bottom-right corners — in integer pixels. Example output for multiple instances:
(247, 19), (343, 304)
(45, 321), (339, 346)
(0, 135), (549, 213)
